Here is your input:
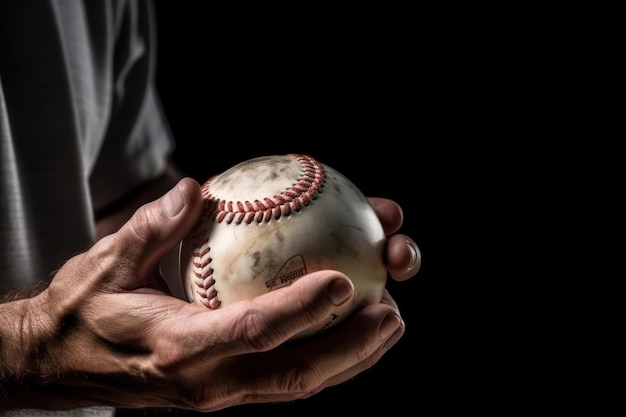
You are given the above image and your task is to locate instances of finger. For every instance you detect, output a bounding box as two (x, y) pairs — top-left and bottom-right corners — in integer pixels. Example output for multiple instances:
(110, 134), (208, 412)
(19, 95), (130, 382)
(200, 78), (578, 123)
(218, 298), (405, 404)
(368, 197), (403, 236)
(184, 270), (355, 356)
(301, 291), (404, 391)
(115, 177), (204, 280)
(385, 234), (421, 281)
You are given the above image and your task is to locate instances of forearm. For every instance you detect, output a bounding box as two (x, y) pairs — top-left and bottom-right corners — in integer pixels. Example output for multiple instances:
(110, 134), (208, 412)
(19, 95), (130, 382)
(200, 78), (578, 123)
(0, 279), (121, 411)
(0, 295), (45, 409)
(0, 290), (92, 411)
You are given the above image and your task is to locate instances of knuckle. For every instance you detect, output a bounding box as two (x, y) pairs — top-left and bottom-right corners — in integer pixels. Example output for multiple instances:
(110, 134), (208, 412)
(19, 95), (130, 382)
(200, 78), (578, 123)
(282, 365), (322, 394)
(128, 204), (158, 243)
(241, 307), (279, 351)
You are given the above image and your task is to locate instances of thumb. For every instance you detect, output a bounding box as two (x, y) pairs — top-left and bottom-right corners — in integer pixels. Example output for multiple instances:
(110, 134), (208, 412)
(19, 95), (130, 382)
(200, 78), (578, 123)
(116, 177), (204, 280)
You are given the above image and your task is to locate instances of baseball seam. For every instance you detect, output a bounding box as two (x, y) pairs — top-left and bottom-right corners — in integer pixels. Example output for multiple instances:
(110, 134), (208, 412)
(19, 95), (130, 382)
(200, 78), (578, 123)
(189, 154), (326, 309)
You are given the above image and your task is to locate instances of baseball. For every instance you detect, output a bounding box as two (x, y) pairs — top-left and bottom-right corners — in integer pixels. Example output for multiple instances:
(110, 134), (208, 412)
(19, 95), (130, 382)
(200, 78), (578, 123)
(178, 153), (387, 339)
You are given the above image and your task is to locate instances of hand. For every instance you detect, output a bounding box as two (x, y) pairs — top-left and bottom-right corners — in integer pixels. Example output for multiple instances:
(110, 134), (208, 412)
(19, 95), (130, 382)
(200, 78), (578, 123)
(5, 178), (420, 411)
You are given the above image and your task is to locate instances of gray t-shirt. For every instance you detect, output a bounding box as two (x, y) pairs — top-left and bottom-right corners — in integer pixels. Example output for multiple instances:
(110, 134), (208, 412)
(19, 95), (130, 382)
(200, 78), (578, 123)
(1, 0), (173, 415)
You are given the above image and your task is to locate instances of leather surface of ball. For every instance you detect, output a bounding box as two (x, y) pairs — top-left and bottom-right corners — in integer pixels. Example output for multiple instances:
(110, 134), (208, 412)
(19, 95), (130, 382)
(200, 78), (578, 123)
(179, 153), (387, 338)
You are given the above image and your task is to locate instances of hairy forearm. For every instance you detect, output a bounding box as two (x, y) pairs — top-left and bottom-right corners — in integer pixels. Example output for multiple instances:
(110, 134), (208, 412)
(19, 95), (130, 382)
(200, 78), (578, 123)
(0, 281), (111, 411)
(0, 294), (43, 408)
(0, 280), (50, 304)
(0, 280), (84, 410)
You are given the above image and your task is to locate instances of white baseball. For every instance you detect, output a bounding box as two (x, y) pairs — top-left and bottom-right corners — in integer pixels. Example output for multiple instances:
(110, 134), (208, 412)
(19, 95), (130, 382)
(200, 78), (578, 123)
(179, 153), (387, 339)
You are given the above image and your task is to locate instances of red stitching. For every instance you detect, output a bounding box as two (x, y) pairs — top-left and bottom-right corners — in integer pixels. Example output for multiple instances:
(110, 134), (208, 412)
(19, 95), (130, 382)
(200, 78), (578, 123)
(206, 154), (325, 225)
(189, 154), (326, 307)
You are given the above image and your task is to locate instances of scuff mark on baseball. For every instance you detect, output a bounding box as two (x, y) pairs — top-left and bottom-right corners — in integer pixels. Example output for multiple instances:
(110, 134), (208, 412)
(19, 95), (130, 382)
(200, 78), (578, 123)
(179, 153), (387, 339)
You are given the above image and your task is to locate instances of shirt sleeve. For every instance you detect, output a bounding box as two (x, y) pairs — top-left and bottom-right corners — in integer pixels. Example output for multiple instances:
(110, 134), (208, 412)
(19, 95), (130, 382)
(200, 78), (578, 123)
(88, 0), (175, 211)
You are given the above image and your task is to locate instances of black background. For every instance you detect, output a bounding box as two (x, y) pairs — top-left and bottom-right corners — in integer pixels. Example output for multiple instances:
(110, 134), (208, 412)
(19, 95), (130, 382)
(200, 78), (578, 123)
(142, 3), (495, 415)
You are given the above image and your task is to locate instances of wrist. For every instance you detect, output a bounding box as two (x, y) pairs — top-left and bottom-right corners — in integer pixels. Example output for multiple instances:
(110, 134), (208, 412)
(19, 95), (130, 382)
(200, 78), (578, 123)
(0, 293), (57, 409)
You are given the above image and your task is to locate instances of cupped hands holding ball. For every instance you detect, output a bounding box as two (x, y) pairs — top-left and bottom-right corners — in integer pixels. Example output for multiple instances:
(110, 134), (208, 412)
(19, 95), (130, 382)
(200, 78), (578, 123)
(0, 156), (421, 412)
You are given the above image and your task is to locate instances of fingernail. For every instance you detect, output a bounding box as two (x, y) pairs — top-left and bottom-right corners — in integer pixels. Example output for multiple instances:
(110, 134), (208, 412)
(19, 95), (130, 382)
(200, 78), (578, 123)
(406, 238), (420, 269)
(328, 278), (353, 306)
(163, 185), (185, 217)
(380, 313), (403, 341)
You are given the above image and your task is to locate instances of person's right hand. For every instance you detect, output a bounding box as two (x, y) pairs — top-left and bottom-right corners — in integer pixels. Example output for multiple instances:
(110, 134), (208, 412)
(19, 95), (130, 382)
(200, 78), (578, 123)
(2, 178), (407, 412)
